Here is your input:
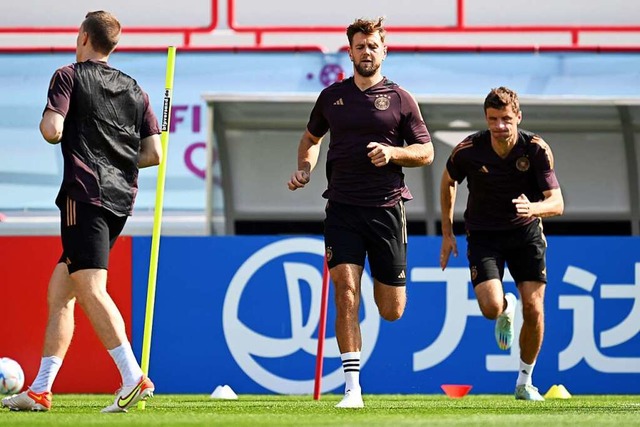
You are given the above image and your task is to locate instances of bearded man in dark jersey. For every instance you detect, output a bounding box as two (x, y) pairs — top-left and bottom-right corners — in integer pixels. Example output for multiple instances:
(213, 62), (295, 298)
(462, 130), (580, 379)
(2, 11), (161, 413)
(440, 87), (564, 401)
(288, 17), (434, 408)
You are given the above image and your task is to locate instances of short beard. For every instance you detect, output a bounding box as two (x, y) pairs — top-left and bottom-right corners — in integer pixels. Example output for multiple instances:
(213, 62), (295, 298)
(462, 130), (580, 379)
(354, 61), (380, 78)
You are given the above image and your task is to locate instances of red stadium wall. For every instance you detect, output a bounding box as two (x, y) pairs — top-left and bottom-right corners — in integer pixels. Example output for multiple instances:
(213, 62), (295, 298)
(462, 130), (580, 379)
(0, 236), (133, 393)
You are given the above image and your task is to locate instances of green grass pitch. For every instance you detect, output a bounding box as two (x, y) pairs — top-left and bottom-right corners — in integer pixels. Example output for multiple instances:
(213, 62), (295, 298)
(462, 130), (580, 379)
(1, 394), (639, 426)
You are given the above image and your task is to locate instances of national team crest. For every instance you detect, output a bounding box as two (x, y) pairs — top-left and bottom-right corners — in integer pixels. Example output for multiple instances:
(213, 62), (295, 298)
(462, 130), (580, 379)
(470, 266), (478, 281)
(326, 246), (333, 262)
(374, 95), (390, 110)
(516, 156), (530, 172)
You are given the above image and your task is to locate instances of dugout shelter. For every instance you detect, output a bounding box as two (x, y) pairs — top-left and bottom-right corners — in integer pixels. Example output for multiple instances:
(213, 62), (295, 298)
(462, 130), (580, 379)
(202, 93), (640, 236)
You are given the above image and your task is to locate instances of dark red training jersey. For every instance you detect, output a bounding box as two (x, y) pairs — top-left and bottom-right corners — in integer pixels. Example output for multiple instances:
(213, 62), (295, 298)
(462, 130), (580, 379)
(307, 77), (432, 207)
(446, 129), (560, 230)
(45, 60), (160, 216)
(46, 62), (159, 141)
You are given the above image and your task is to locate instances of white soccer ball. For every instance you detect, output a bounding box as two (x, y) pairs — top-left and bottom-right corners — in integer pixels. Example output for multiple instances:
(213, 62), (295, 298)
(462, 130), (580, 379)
(0, 357), (25, 394)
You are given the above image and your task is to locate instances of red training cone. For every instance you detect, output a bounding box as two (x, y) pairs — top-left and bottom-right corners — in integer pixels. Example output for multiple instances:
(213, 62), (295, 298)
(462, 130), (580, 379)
(441, 384), (472, 398)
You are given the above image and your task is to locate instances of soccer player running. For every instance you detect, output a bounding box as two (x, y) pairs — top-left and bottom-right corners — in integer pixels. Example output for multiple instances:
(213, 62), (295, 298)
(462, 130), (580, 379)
(439, 87), (564, 401)
(2, 11), (161, 413)
(287, 17), (433, 408)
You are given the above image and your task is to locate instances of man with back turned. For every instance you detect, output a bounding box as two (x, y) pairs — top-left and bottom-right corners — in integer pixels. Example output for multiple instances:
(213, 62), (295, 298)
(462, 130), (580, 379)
(2, 10), (162, 413)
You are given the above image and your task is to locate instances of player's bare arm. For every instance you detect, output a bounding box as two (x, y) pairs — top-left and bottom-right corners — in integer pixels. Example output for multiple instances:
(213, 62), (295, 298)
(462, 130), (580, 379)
(288, 129), (323, 191)
(366, 141), (433, 168)
(439, 169), (458, 270)
(138, 134), (162, 168)
(512, 188), (564, 218)
(39, 110), (64, 144)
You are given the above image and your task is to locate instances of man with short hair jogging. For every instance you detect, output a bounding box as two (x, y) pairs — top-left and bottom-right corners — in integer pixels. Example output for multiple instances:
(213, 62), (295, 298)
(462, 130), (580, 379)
(2, 10), (162, 413)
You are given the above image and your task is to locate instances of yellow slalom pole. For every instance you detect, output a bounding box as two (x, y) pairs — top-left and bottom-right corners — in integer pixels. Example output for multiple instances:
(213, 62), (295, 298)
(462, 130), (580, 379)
(138, 46), (176, 410)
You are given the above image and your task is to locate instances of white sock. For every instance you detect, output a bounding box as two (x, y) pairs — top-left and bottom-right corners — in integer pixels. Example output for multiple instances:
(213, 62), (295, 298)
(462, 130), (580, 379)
(341, 351), (361, 393)
(504, 292), (516, 315)
(516, 359), (536, 386)
(30, 355), (63, 393)
(108, 342), (144, 387)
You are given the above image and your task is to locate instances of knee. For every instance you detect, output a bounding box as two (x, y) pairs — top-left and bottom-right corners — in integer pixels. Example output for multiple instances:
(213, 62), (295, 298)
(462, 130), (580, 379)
(47, 293), (75, 312)
(378, 304), (404, 322)
(334, 287), (359, 313)
(479, 301), (502, 320)
(73, 286), (95, 304)
(521, 300), (544, 324)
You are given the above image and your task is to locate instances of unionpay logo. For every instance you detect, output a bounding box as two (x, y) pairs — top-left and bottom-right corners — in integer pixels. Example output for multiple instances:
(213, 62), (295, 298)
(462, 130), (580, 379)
(222, 237), (380, 394)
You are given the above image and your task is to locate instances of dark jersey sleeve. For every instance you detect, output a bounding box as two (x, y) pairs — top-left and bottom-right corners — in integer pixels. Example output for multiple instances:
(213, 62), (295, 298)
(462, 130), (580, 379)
(446, 156), (465, 184)
(140, 91), (161, 138)
(45, 65), (75, 117)
(398, 88), (431, 145)
(531, 136), (560, 191)
(306, 91), (329, 138)
(446, 136), (473, 183)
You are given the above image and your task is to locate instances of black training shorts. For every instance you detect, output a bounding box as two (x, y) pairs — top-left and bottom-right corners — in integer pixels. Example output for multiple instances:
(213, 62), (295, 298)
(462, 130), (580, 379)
(323, 200), (407, 286)
(58, 197), (127, 273)
(466, 218), (547, 287)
